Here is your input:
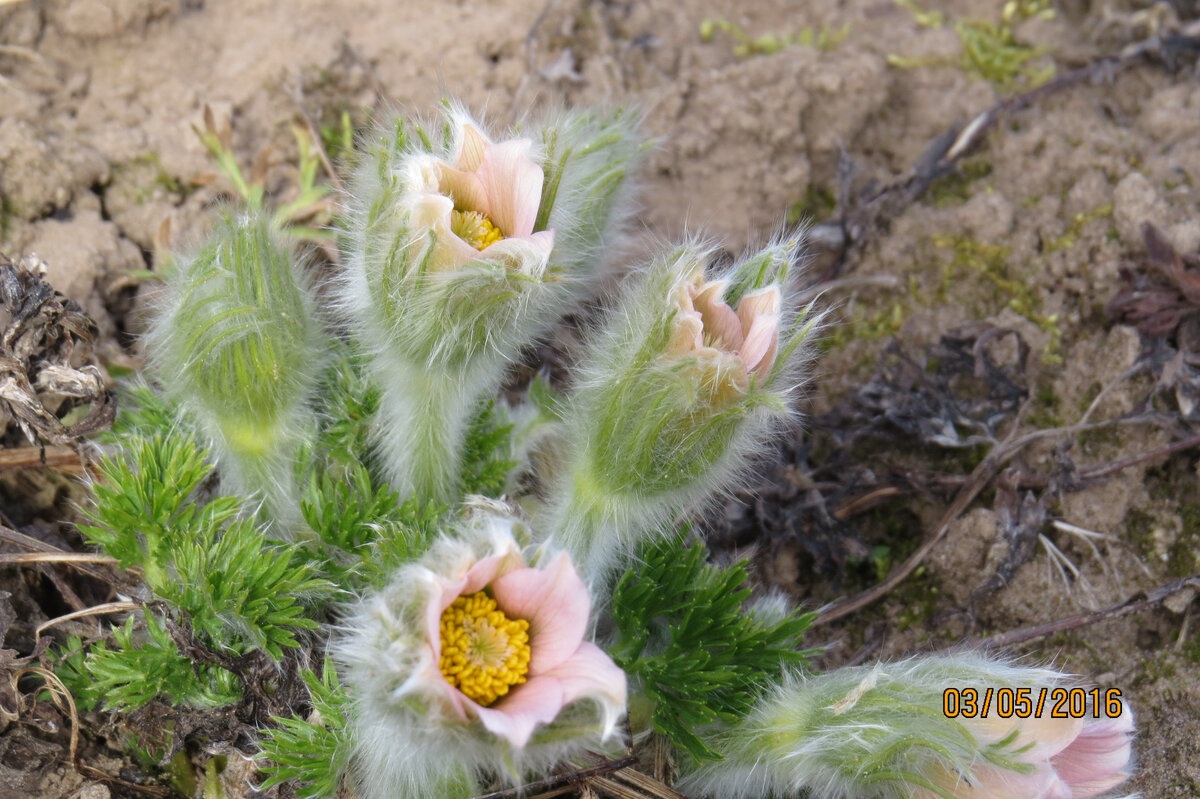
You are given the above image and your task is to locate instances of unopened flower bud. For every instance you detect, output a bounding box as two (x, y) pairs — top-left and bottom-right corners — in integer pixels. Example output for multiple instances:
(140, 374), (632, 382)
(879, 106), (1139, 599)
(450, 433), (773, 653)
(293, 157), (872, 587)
(546, 236), (820, 580)
(147, 210), (324, 533)
(677, 654), (1134, 799)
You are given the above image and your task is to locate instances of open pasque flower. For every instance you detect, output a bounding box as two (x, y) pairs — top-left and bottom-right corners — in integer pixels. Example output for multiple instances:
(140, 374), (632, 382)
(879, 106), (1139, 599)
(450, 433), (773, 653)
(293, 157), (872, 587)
(406, 118), (555, 276)
(335, 503), (626, 799)
(340, 105), (641, 508)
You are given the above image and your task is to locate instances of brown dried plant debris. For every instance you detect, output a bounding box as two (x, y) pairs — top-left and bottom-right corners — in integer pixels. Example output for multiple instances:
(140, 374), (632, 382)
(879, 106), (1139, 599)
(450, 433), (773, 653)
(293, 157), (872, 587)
(0, 251), (115, 452)
(1108, 222), (1200, 340)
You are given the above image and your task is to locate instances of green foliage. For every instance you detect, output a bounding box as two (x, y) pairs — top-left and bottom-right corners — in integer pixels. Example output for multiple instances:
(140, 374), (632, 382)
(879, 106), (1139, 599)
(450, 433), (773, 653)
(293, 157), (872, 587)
(154, 517), (328, 659)
(74, 616), (242, 711)
(299, 461), (438, 587)
(459, 400), (516, 498)
(79, 431), (331, 661)
(700, 17), (850, 56)
(194, 108), (334, 242)
(258, 660), (351, 799)
(312, 349), (380, 475)
(889, 0), (1055, 90)
(610, 531), (819, 761)
(108, 381), (185, 439)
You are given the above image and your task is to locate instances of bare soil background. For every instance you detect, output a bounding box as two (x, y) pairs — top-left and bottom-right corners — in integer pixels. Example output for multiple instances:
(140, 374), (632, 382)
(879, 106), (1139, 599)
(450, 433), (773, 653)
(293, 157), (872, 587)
(2, 0), (1200, 797)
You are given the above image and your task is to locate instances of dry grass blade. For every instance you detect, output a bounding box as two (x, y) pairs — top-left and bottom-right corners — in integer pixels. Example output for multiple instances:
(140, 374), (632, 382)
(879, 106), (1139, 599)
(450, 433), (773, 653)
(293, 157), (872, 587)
(34, 601), (138, 643)
(0, 552), (119, 566)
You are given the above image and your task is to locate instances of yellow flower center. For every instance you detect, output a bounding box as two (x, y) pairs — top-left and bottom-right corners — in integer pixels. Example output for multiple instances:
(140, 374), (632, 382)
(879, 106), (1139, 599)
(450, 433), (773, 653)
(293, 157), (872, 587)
(450, 210), (505, 251)
(439, 591), (531, 706)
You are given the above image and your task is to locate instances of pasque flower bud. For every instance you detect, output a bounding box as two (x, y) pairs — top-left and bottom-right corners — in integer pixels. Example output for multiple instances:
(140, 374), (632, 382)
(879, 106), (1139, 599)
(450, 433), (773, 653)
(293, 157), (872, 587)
(146, 209), (324, 534)
(677, 654), (1134, 799)
(545, 236), (821, 581)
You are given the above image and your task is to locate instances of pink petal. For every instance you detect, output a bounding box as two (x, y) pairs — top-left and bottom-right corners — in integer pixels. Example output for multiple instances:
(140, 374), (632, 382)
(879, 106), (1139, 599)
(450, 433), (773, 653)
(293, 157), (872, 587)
(736, 286), (782, 333)
(739, 314), (779, 378)
(667, 312), (704, 357)
(473, 675), (565, 748)
(479, 230), (555, 278)
(970, 712), (1083, 762)
(541, 641), (627, 707)
(962, 763), (1066, 799)
(490, 552), (590, 675)
(456, 122), (489, 171)
(1052, 712), (1134, 798)
(408, 192), (480, 273)
(693, 281), (745, 351)
(412, 651), (473, 722)
(437, 164), (490, 218)
(461, 550), (523, 596)
(477, 138), (544, 238)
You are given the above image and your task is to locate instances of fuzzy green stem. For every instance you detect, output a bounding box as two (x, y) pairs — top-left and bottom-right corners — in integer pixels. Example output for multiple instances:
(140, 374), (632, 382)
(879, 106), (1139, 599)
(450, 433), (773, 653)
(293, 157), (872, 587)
(375, 360), (484, 508)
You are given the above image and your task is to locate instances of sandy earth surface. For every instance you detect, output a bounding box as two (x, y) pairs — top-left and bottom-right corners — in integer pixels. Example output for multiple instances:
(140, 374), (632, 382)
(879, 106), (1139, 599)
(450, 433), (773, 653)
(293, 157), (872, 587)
(2, 0), (1200, 797)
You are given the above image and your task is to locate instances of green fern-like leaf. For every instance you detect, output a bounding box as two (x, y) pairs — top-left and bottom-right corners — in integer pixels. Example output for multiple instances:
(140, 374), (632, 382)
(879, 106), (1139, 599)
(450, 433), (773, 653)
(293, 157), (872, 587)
(459, 399), (516, 497)
(610, 530), (818, 761)
(84, 615), (242, 711)
(156, 519), (330, 660)
(299, 461), (437, 587)
(258, 660), (350, 799)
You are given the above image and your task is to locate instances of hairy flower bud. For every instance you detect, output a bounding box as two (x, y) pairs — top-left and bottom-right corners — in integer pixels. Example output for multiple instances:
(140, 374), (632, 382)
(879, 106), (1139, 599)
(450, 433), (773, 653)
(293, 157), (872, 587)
(677, 654), (1135, 799)
(146, 210), (324, 533)
(546, 236), (821, 580)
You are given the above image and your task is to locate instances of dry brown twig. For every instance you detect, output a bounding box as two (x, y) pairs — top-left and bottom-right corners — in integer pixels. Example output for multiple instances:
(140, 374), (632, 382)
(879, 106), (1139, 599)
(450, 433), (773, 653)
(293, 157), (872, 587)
(971, 575), (1200, 650)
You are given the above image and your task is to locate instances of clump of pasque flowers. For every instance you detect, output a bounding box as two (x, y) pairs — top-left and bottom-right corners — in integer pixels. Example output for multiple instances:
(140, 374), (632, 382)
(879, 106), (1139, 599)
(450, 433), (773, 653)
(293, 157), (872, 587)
(334, 502), (626, 799)
(120, 96), (1137, 799)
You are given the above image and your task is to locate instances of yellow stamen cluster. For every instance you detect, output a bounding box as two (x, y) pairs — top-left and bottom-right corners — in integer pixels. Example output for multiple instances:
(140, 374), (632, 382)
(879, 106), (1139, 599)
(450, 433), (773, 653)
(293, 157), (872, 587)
(439, 591), (531, 706)
(450, 210), (505, 251)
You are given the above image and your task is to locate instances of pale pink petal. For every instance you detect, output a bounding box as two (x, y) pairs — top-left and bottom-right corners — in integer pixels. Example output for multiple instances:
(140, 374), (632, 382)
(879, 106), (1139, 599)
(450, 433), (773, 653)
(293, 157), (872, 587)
(541, 641), (627, 707)
(739, 314), (779, 378)
(456, 122), (489, 171)
(1052, 711), (1134, 798)
(461, 550), (523, 596)
(477, 138), (544, 238)
(437, 164), (490, 217)
(490, 552), (590, 675)
(971, 714), (1083, 762)
(479, 230), (555, 278)
(667, 312), (704, 357)
(411, 652), (473, 722)
(935, 763), (1065, 799)
(693, 281), (744, 350)
(423, 571), (469, 661)
(473, 675), (565, 748)
(408, 193), (480, 273)
(736, 287), (782, 334)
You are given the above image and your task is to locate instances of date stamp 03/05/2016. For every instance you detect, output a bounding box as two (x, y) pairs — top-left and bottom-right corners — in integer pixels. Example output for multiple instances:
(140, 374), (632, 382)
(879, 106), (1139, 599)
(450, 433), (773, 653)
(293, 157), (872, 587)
(942, 687), (1126, 720)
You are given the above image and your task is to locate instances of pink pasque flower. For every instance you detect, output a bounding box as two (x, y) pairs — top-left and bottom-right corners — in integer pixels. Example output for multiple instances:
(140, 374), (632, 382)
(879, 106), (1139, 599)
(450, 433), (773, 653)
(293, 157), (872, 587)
(915, 703), (1134, 799)
(406, 117), (555, 276)
(342, 509), (626, 751)
(666, 272), (782, 401)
